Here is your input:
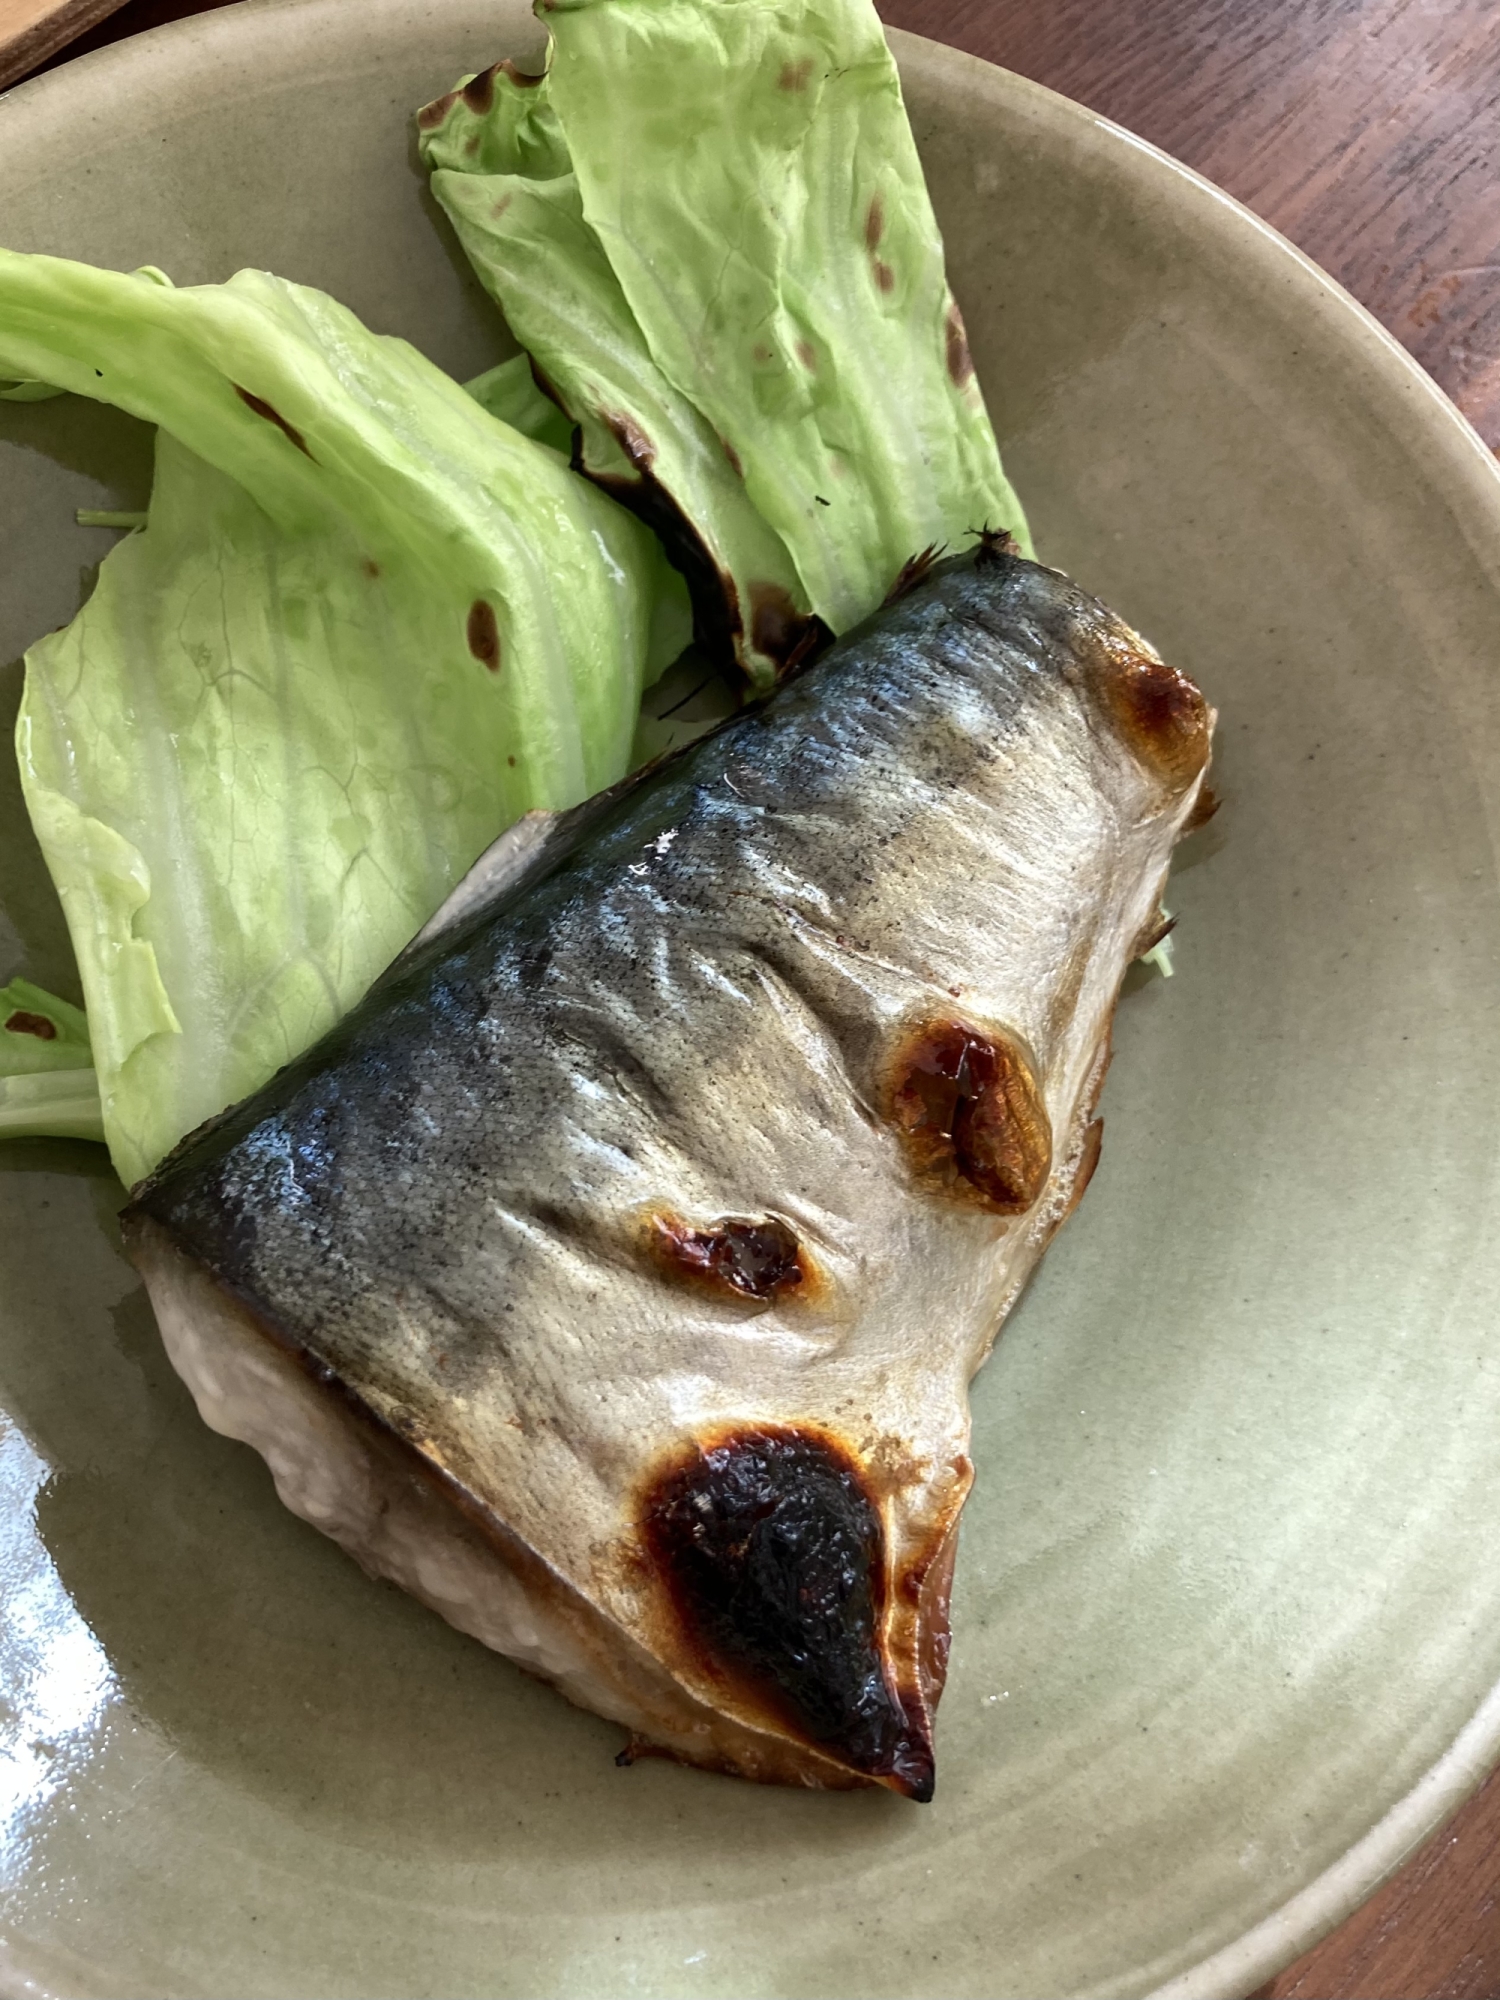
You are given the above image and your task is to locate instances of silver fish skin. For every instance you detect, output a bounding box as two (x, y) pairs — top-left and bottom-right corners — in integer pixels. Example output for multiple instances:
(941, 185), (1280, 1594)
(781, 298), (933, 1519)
(123, 541), (1213, 1802)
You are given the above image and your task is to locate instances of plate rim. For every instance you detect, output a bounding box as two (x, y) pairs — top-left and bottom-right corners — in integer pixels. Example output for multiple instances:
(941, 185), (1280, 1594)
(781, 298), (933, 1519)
(4, 5), (1500, 1997)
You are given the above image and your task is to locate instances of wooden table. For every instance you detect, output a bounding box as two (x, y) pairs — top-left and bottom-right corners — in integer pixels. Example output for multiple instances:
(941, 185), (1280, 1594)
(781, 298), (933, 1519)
(6, 1), (1500, 1992)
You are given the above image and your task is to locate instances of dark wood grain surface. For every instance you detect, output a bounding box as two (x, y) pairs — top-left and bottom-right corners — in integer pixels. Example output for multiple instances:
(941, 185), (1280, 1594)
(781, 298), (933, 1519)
(0, 0), (132, 89)
(12, 2), (1500, 1994)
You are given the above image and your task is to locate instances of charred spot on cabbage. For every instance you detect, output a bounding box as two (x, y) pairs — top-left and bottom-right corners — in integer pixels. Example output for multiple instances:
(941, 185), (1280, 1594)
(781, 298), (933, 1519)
(5, 1011), (57, 1040)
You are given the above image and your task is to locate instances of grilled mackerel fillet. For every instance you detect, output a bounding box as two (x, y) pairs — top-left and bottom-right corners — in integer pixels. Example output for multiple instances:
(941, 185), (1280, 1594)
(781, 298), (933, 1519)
(122, 541), (1213, 1801)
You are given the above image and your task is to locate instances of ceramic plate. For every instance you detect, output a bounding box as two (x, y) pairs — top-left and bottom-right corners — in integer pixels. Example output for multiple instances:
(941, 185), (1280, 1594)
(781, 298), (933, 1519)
(5, 4), (1500, 1995)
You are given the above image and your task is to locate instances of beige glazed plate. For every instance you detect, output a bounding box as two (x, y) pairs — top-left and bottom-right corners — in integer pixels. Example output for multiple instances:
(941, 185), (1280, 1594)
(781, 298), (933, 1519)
(5, 2), (1500, 1995)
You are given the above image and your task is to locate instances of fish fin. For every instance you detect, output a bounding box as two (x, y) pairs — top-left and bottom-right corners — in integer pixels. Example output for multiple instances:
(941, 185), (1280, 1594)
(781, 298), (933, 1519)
(972, 524), (1020, 567)
(386, 748), (700, 979)
(404, 809), (561, 960)
(882, 543), (946, 606)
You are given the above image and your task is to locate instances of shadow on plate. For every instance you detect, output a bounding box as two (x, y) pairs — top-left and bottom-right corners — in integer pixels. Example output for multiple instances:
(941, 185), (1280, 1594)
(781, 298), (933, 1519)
(15, 1261), (904, 1871)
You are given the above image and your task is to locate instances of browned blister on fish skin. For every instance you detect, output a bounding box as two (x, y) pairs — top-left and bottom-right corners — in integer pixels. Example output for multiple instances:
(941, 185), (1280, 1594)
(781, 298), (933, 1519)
(645, 1211), (811, 1303)
(885, 1017), (1052, 1215)
(1082, 626), (1212, 797)
(122, 543), (1214, 1800)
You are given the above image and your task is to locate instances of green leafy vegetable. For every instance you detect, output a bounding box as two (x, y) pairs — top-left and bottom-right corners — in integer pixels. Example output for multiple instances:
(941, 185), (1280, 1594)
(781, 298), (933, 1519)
(75, 508), (147, 529)
(464, 351), (574, 454)
(424, 66), (813, 686)
(0, 978), (92, 1075)
(0, 1072), (106, 1144)
(0, 251), (688, 1184)
(419, 0), (1029, 685)
(0, 978), (103, 1145)
(0, 378), (65, 402)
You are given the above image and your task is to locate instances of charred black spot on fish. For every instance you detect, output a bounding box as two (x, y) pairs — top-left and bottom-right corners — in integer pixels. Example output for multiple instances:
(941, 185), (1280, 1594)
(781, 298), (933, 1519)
(416, 89), (458, 130)
(5, 1010), (56, 1041)
(1093, 642), (1212, 796)
(865, 194), (884, 253)
(642, 1428), (934, 1799)
(467, 600), (502, 671)
(944, 303), (974, 386)
(889, 1018), (1052, 1214)
(777, 56), (815, 91)
(884, 544), (945, 607)
(749, 581), (832, 678)
(461, 65), (498, 113)
(235, 386), (314, 460)
(649, 1213), (805, 1302)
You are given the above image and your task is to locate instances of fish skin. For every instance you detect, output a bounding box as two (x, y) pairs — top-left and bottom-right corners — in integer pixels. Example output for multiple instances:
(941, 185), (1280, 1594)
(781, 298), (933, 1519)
(122, 541), (1213, 1799)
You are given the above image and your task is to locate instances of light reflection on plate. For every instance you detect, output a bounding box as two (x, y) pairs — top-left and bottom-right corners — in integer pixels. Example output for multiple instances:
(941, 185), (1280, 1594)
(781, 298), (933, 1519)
(0, 1418), (117, 1862)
